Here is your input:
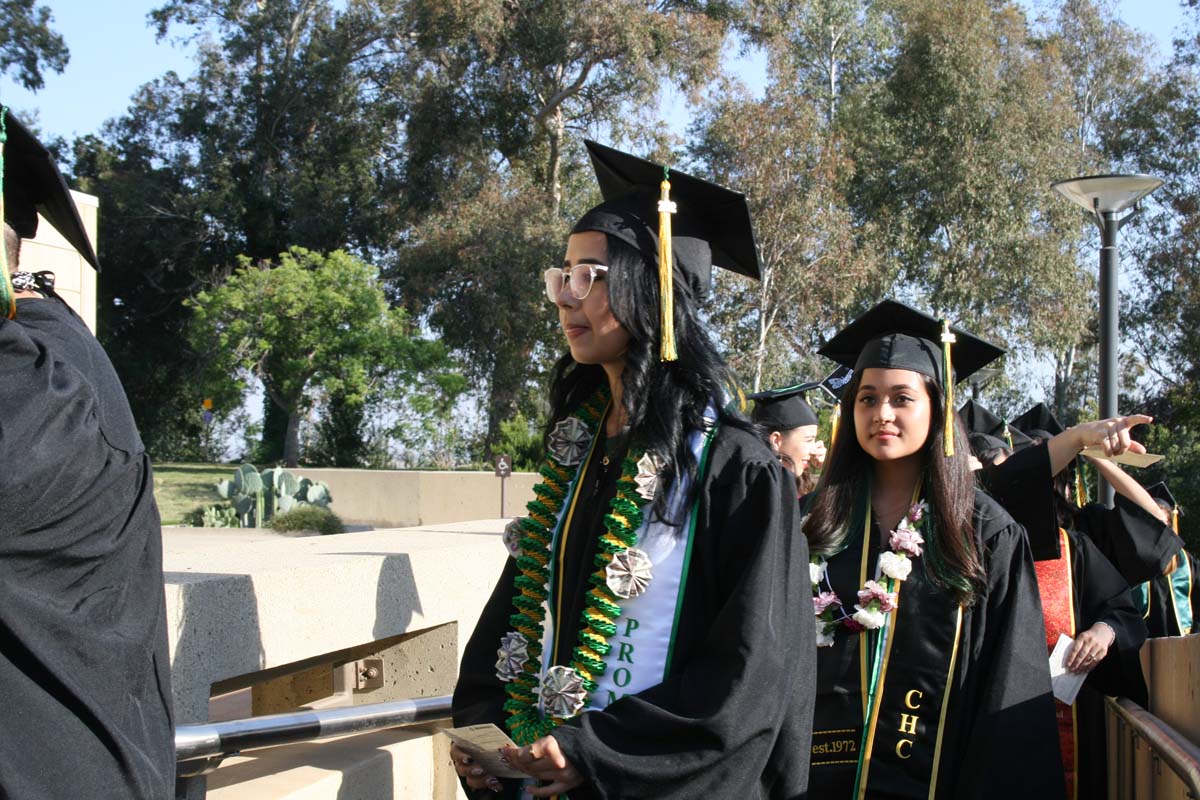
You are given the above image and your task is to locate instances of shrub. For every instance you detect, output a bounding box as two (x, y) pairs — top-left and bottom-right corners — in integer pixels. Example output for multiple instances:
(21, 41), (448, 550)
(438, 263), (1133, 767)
(267, 506), (344, 536)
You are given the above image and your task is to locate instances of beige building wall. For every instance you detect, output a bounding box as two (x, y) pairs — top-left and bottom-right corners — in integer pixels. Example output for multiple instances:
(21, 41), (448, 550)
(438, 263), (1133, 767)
(19, 189), (98, 332)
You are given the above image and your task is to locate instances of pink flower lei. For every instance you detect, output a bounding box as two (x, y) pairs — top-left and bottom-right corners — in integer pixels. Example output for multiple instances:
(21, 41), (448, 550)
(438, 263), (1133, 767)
(810, 501), (927, 646)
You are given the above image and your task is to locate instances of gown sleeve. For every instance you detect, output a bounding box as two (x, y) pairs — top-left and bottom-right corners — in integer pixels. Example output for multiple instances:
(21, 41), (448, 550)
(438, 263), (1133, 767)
(979, 444), (1060, 561)
(1069, 531), (1148, 704)
(1075, 497), (1183, 585)
(947, 499), (1066, 798)
(549, 441), (815, 799)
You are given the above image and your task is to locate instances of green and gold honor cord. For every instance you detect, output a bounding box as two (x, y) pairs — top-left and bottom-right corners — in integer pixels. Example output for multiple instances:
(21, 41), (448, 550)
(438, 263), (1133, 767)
(502, 387), (653, 746)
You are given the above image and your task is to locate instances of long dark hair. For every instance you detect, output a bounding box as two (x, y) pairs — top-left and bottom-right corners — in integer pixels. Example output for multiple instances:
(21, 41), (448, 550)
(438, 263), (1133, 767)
(802, 370), (987, 605)
(545, 232), (747, 522)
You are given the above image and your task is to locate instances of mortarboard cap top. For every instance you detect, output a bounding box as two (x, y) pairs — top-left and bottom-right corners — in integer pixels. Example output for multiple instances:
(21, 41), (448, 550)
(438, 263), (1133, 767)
(1012, 403), (1065, 439)
(747, 383), (820, 430)
(1, 106), (98, 270)
(1146, 482), (1180, 512)
(818, 300), (1004, 387)
(573, 140), (761, 298)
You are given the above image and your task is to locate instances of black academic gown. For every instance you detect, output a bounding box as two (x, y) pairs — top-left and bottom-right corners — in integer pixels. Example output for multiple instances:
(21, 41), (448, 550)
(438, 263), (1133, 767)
(1058, 530), (1148, 800)
(1135, 548), (1199, 638)
(1073, 498), (1183, 586)
(0, 298), (175, 799)
(452, 422), (815, 799)
(979, 443), (1060, 561)
(808, 490), (1065, 799)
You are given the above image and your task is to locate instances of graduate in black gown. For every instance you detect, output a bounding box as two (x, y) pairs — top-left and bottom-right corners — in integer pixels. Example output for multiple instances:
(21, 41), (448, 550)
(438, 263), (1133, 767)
(1132, 483), (1198, 637)
(451, 142), (814, 799)
(0, 108), (174, 798)
(749, 381), (825, 495)
(801, 300), (1065, 799)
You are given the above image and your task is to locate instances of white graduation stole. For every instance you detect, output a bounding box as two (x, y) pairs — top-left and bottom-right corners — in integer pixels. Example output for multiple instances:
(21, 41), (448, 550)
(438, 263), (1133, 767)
(537, 412), (716, 715)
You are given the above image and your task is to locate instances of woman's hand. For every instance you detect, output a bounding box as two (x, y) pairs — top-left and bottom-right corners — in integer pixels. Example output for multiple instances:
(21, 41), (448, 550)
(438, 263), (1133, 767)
(500, 735), (584, 797)
(1070, 415), (1153, 457)
(450, 743), (504, 794)
(1066, 622), (1116, 674)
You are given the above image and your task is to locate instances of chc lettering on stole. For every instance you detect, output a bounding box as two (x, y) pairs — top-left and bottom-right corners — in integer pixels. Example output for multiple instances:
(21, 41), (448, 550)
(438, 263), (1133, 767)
(895, 688), (924, 759)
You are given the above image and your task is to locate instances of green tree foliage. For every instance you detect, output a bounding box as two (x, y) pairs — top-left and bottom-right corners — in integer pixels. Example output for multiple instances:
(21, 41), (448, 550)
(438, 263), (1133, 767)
(843, 0), (1093, 369)
(690, 80), (888, 390)
(0, 0), (68, 91)
(187, 248), (457, 467)
(72, 0), (411, 459)
(391, 0), (738, 451)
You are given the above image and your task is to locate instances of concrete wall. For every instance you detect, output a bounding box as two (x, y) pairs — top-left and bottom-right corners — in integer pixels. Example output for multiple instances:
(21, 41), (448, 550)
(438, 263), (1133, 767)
(21, 190), (98, 332)
(301, 468), (540, 528)
(163, 522), (509, 798)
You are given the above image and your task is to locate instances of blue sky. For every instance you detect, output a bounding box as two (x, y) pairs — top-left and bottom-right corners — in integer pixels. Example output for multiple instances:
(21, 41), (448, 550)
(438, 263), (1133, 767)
(1, 0), (1194, 144)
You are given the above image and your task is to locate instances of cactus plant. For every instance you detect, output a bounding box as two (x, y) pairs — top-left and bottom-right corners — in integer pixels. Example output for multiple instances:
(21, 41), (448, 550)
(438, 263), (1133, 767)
(212, 464), (334, 528)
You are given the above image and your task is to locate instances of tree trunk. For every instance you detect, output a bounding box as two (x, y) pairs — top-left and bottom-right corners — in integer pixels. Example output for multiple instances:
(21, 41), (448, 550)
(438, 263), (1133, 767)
(283, 409), (302, 467)
(546, 107), (564, 217)
(259, 397), (288, 463)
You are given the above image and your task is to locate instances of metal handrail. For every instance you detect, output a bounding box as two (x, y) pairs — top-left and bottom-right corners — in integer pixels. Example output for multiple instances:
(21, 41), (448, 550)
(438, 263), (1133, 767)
(175, 694), (452, 777)
(1106, 696), (1200, 797)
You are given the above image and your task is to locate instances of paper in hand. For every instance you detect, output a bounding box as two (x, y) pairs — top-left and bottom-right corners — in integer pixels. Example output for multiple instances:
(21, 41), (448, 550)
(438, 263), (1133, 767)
(1079, 447), (1164, 468)
(1048, 633), (1087, 706)
(442, 723), (527, 779)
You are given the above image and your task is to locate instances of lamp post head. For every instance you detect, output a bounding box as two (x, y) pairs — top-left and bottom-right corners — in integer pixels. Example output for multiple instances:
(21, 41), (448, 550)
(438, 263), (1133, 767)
(1052, 174), (1164, 214)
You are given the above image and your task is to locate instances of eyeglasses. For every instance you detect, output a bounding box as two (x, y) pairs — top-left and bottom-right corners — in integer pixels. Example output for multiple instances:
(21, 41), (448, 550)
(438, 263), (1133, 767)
(543, 264), (609, 303)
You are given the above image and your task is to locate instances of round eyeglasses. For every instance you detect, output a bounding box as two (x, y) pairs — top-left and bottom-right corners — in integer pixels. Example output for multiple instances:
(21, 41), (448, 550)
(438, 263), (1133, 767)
(543, 263), (609, 303)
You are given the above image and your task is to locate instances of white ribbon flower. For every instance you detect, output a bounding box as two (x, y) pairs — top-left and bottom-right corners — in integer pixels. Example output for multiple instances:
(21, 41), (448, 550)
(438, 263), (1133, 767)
(852, 604), (887, 630)
(809, 560), (828, 585)
(816, 618), (837, 647)
(878, 551), (913, 582)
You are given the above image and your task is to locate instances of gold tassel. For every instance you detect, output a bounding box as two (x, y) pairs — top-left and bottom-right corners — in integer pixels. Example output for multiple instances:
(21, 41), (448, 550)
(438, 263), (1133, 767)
(658, 172), (677, 362)
(940, 320), (956, 457)
(1002, 423), (1013, 449)
(1074, 461), (1087, 507)
(830, 407), (840, 447)
(1172, 508), (1179, 535)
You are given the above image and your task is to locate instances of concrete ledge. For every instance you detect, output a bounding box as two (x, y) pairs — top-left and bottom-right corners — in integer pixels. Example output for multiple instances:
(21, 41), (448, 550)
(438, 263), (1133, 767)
(298, 469), (539, 528)
(164, 521), (510, 725)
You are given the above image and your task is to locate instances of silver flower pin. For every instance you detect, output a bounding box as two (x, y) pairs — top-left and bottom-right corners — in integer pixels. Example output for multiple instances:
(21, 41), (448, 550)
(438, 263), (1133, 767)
(606, 547), (654, 599)
(634, 452), (661, 501)
(494, 632), (530, 682)
(548, 417), (591, 467)
(540, 665), (588, 718)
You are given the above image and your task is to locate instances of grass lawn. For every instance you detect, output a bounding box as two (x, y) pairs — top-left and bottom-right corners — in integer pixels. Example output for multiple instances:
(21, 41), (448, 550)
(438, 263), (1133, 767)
(153, 463), (234, 525)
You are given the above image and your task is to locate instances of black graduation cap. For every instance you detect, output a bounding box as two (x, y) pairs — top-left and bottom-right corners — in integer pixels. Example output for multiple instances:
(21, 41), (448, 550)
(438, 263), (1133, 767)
(747, 383), (820, 431)
(1012, 403), (1064, 441)
(820, 300), (1004, 384)
(819, 300), (1005, 457)
(1146, 482), (1180, 512)
(1, 107), (98, 270)
(968, 432), (1010, 457)
(575, 140), (760, 288)
(958, 399), (1031, 450)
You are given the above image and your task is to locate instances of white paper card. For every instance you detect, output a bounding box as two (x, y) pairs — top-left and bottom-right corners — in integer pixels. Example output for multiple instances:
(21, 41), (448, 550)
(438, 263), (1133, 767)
(442, 723), (527, 779)
(1048, 633), (1087, 706)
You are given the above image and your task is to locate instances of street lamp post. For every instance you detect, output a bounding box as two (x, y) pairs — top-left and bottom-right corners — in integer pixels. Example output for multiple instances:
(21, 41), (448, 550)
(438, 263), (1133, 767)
(1052, 174), (1163, 506)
